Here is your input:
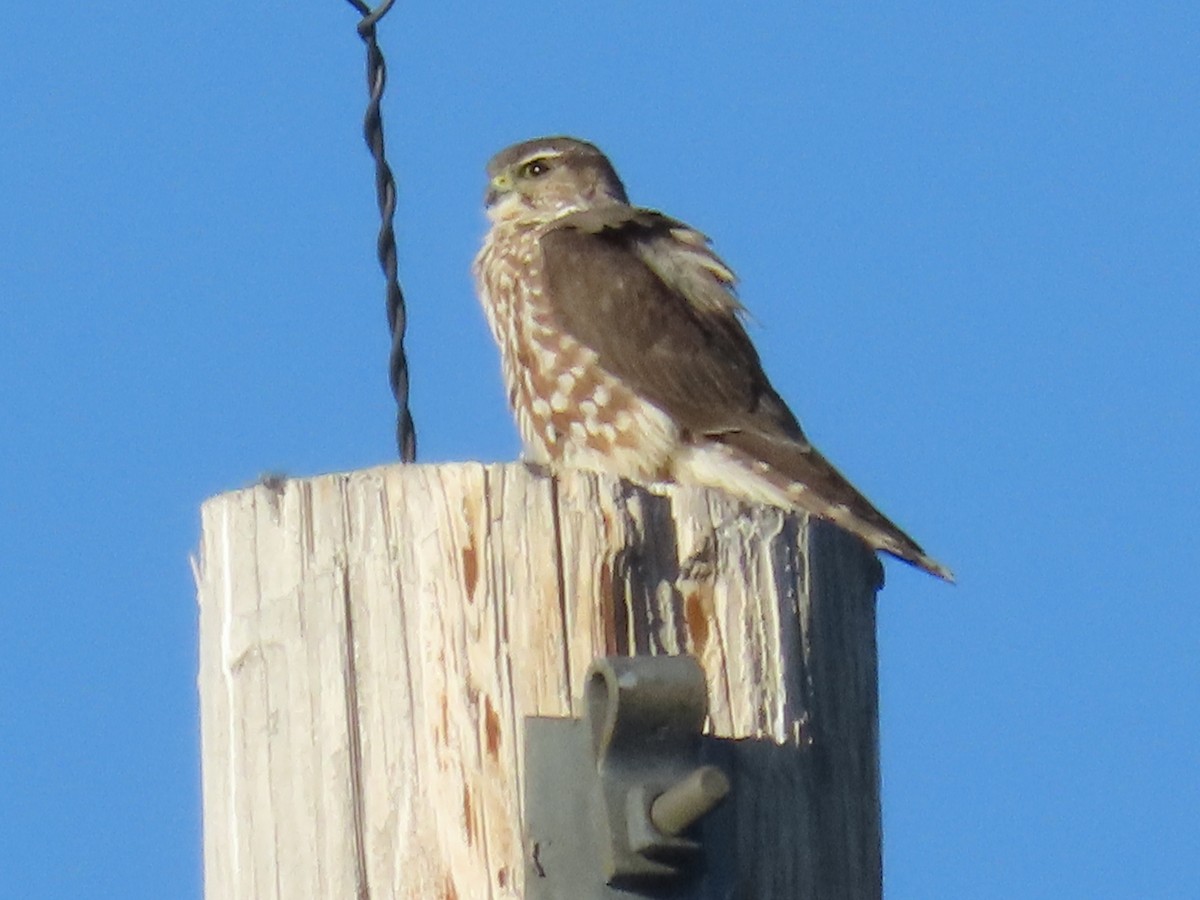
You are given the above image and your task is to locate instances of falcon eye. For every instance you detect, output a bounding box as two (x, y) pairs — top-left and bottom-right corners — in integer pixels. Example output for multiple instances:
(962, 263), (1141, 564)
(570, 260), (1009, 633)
(521, 158), (552, 178)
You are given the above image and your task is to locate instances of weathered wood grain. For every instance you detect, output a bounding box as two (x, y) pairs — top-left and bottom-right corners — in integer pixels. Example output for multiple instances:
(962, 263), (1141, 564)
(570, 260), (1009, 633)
(195, 462), (882, 899)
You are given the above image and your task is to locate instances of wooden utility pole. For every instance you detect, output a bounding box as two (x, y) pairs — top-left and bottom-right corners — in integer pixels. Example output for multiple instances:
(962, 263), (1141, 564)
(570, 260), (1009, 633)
(195, 462), (883, 899)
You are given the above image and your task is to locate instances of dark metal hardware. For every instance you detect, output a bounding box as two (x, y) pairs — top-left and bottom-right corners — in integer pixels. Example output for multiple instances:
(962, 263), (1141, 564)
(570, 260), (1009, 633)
(525, 655), (731, 898)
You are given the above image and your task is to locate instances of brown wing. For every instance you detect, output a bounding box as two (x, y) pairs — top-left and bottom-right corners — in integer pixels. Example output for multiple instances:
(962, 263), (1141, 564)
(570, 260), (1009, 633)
(540, 206), (803, 444)
(539, 206), (954, 582)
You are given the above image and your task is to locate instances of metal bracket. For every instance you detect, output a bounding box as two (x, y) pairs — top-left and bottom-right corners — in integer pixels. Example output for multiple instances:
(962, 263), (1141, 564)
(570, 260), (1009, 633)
(525, 656), (732, 898)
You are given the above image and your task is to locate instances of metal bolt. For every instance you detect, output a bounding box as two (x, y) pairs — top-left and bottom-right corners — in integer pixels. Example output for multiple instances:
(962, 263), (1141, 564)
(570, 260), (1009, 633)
(650, 765), (731, 837)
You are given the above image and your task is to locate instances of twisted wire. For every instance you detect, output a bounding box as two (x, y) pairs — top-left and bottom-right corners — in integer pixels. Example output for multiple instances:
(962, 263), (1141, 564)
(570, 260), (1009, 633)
(344, 0), (415, 461)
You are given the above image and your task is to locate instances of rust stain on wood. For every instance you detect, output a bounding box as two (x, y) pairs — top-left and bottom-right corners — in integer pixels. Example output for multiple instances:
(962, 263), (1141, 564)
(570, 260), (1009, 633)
(438, 692), (450, 747)
(462, 783), (475, 847)
(599, 560), (618, 655)
(461, 545), (478, 600)
(484, 695), (501, 760)
(684, 590), (710, 654)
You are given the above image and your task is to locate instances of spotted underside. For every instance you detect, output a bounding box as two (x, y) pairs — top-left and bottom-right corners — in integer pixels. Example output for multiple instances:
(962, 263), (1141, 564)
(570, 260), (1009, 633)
(474, 219), (681, 479)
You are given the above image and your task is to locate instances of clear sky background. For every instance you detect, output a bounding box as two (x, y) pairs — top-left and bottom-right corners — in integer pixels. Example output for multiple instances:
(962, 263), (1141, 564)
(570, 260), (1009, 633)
(2, 3), (1197, 897)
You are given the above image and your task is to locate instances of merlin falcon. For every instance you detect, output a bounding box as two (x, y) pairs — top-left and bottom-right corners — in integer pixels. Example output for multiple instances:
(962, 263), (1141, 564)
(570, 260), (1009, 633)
(473, 136), (952, 581)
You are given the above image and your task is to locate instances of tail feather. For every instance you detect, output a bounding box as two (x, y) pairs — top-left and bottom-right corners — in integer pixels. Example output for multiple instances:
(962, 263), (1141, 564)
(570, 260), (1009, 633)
(720, 430), (955, 583)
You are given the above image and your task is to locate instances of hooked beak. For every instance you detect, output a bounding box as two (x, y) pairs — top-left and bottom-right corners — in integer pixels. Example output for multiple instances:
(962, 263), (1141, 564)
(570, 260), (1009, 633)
(485, 172), (513, 207)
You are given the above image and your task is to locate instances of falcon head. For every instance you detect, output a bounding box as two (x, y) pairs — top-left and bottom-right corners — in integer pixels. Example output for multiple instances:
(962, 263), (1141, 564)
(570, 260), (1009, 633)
(484, 136), (629, 223)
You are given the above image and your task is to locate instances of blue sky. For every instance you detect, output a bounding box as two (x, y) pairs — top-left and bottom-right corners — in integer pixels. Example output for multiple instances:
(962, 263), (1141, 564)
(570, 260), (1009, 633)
(2, 2), (1197, 897)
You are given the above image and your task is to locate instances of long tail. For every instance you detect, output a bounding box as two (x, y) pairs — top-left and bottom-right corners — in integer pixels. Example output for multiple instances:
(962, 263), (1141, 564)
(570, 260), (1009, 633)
(719, 430), (955, 582)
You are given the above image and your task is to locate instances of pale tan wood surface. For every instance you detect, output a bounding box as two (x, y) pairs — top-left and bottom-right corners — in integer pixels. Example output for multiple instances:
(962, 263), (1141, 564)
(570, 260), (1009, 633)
(196, 462), (882, 899)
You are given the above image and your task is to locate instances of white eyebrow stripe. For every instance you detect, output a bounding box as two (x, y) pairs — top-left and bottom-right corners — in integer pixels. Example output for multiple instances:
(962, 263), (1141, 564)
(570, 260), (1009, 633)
(517, 149), (565, 167)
